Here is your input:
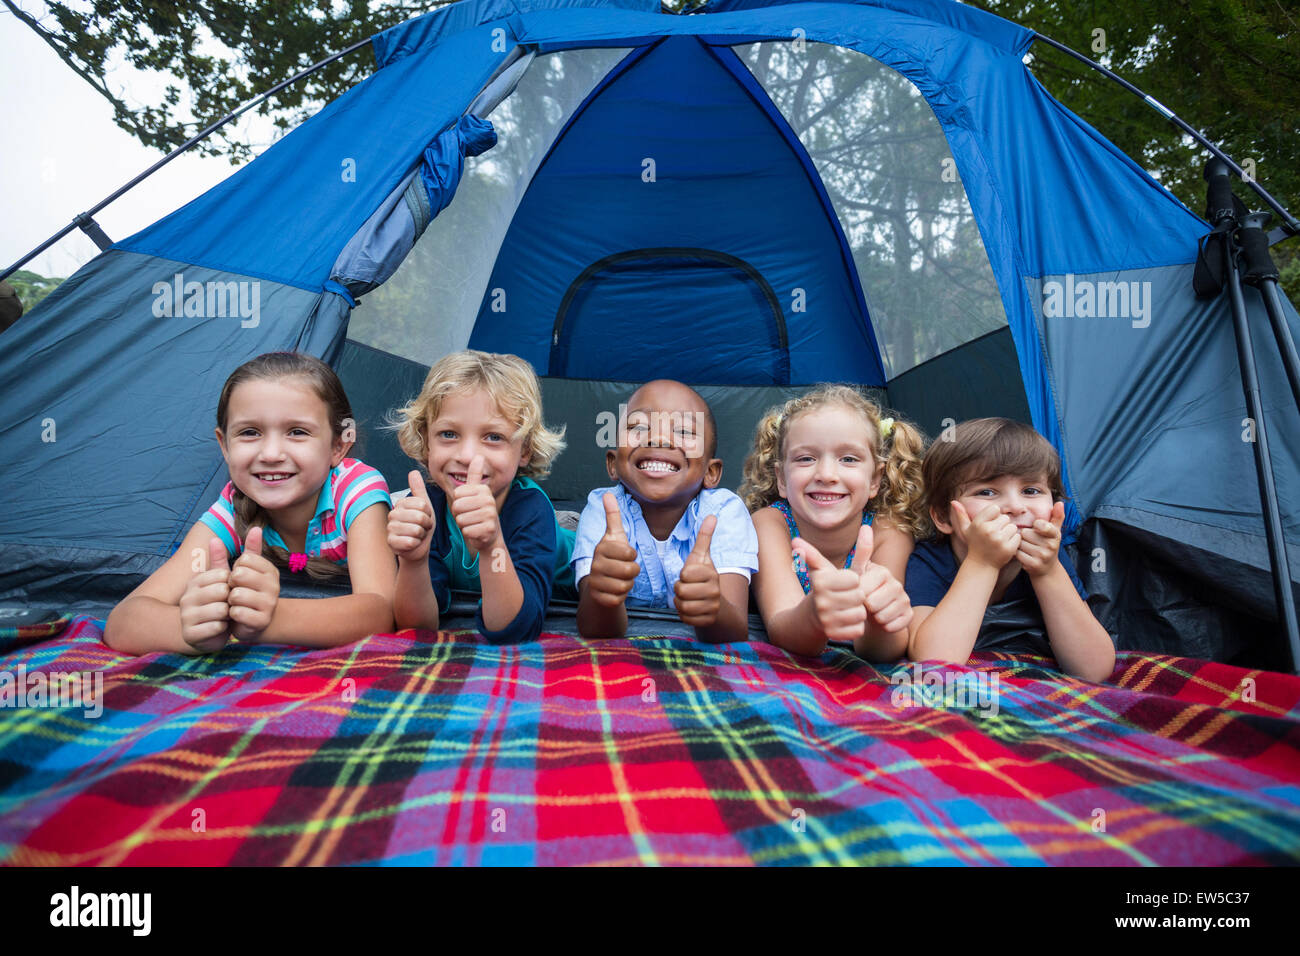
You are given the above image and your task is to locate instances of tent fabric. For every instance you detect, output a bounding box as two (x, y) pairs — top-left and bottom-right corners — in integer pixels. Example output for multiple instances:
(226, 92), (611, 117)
(346, 46), (632, 369)
(113, 3), (1203, 295)
(886, 327), (1033, 435)
(1033, 264), (1300, 550)
(545, 247), (794, 384)
(704, 0), (1034, 55)
(467, 35), (883, 384)
(115, 24), (508, 292)
(332, 114), (498, 297)
(0, 247), (348, 613)
(2, 0), (1298, 663)
(420, 114), (500, 219)
(372, 0), (658, 68)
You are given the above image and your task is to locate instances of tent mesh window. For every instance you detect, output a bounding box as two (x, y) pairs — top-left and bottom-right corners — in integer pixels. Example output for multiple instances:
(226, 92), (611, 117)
(347, 48), (631, 366)
(734, 41), (1006, 378)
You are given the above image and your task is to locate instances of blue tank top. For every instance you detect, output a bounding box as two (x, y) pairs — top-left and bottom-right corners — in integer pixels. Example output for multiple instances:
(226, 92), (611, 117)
(769, 498), (874, 595)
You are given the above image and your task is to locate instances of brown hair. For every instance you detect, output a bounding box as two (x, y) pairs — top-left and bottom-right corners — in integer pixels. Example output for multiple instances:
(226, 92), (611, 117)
(216, 352), (354, 581)
(738, 384), (927, 538)
(921, 417), (1065, 538)
(391, 350), (564, 479)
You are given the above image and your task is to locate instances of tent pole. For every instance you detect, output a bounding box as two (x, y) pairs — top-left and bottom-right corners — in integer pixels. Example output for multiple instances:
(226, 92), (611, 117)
(0, 38), (372, 284)
(1205, 166), (1300, 671)
(1239, 211), (1300, 418)
(1032, 33), (1300, 246)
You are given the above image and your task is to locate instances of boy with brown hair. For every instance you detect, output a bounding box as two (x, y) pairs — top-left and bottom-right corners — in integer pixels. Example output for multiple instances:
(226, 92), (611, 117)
(906, 418), (1115, 681)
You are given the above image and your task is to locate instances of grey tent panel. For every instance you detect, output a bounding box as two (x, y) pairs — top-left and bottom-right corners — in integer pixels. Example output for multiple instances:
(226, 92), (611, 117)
(1035, 264), (1300, 542)
(0, 250), (344, 612)
(335, 338), (434, 487)
(884, 326), (1032, 437)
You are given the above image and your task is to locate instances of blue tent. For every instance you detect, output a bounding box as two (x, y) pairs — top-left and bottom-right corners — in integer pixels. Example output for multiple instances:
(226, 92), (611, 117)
(2, 0), (1297, 663)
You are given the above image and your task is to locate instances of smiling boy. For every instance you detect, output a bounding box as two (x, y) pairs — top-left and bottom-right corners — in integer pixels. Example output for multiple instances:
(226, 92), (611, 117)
(905, 418), (1115, 681)
(387, 351), (570, 645)
(572, 380), (757, 642)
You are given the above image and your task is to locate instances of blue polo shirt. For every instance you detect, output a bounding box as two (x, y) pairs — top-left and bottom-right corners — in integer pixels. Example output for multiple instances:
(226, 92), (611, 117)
(571, 484), (759, 609)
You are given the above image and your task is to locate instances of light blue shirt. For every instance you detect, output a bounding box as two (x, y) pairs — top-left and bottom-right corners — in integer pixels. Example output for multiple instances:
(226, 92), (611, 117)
(571, 485), (759, 609)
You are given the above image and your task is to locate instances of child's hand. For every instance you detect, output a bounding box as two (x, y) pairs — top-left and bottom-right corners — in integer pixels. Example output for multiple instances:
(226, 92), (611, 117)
(451, 455), (501, 556)
(850, 524), (913, 634)
(389, 470), (436, 562)
(180, 537), (234, 654)
(1016, 501), (1065, 577)
(951, 500), (1020, 568)
(674, 514), (721, 627)
(587, 492), (641, 608)
(793, 537), (867, 641)
(228, 526), (280, 642)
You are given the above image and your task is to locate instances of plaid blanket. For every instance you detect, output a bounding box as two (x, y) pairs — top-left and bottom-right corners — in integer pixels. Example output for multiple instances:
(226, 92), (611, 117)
(1, 617), (1298, 865)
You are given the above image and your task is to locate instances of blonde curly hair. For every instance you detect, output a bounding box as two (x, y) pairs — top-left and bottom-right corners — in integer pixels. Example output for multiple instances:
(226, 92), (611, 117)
(390, 350), (565, 479)
(738, 384), (927, 539)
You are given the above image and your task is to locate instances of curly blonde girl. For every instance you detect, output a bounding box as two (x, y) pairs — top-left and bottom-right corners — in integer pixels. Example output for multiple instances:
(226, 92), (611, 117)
(391, 349), (565, 479)
(738, 385), (927, 539)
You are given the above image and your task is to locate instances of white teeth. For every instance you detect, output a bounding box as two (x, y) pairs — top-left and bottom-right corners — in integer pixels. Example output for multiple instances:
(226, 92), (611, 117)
(638, 460), (679, 473)
(809, 493), (843, 501)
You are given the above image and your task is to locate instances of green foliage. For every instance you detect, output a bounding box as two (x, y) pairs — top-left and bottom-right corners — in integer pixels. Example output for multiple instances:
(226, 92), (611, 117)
(6, 269), (65, 312)
(967, 0), (1300, 299)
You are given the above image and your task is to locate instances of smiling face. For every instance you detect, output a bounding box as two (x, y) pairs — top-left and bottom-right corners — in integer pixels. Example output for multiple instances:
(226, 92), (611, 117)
(425, 387), (529, 510)
(215, 378), (349, 531)
(776, 404), (881, 533)
(606, 380), (721, 519)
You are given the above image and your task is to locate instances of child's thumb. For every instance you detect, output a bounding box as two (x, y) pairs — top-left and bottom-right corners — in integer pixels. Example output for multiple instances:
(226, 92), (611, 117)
(689, 514), (717, 563)
(468, 454), (486, 487)
(408, 469), (431, 501)
(244, 525), (264, 558)
(792, 537), (831, 573)
(602, 492), (626, 542)
(207, 537), (229, 573)
(950, 500), (971, 533)
(849, 523), (875, 575)
(1050, 500), (1066, 529)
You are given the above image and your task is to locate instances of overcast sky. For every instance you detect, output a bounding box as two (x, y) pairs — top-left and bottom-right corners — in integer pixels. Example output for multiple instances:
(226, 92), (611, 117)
(0, 9), (259, 279)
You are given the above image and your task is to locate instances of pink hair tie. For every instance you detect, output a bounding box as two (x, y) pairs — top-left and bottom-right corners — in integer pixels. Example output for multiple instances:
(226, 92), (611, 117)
(288, 553), (309, 573)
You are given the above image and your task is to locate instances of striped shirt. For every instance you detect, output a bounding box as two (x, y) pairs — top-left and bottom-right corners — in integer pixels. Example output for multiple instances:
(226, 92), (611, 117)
(199, 458), (391, 564)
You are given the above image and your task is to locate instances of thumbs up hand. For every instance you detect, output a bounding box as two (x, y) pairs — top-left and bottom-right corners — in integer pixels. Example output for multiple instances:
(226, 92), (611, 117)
(389, 469), (436, 562)
(180, 536), (234, 654)
(229, 525), (281, 642)
(674, 514), (721, 628)
(1016, 500), (1066, 578)
(954, 500), (1021, 570)
(450, 455), (501, 556)
(587, 492), (641, 608)
(794, 536), (868, 642)
(849, 524), (912, 634)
